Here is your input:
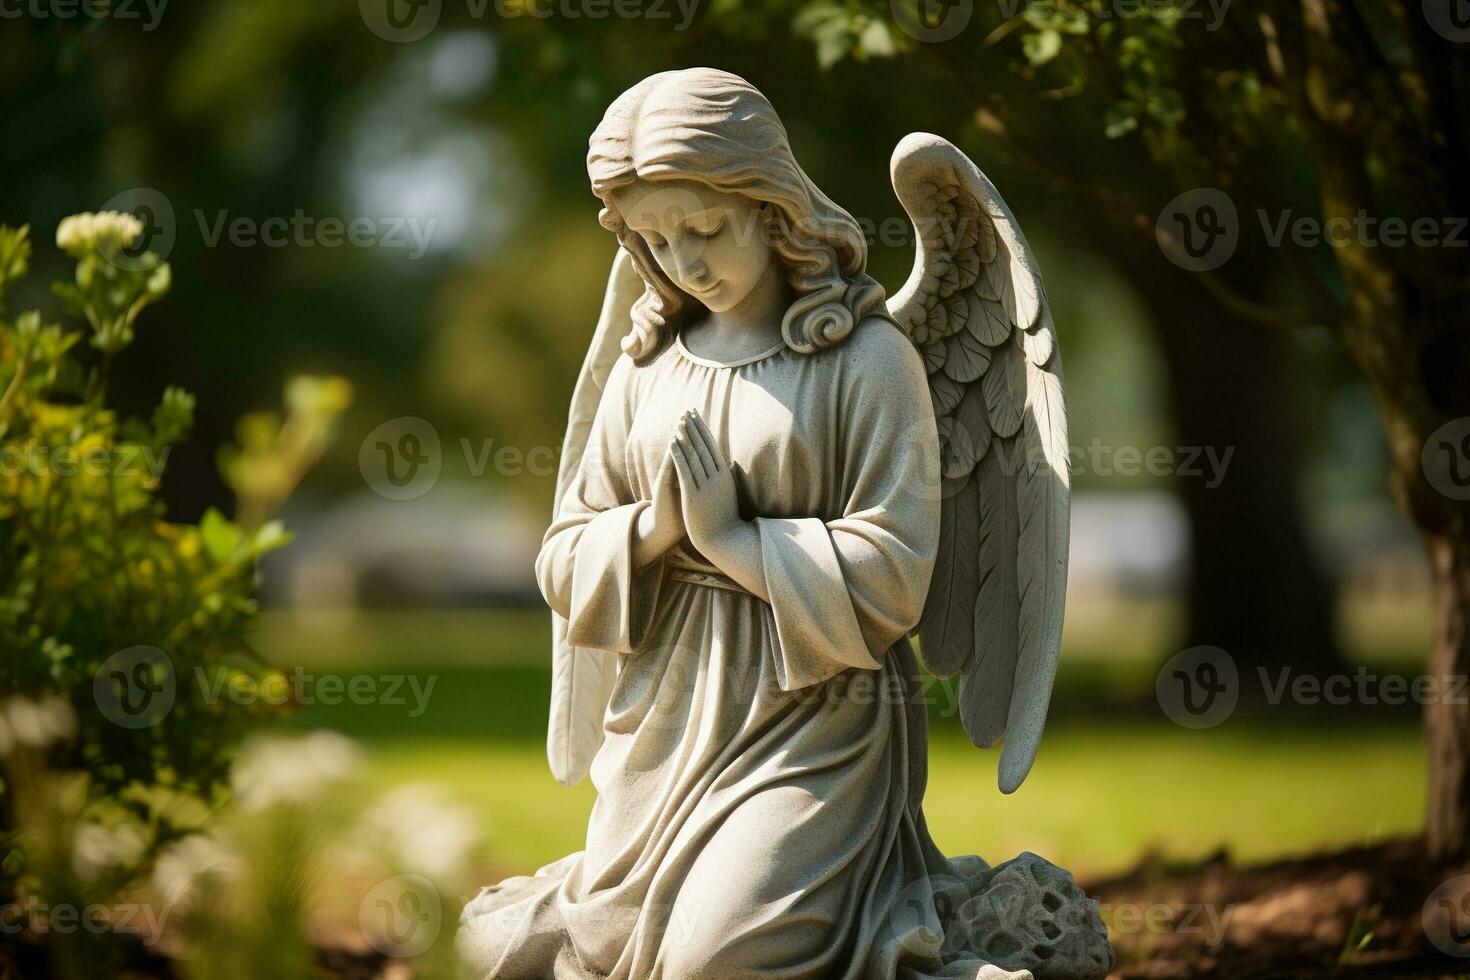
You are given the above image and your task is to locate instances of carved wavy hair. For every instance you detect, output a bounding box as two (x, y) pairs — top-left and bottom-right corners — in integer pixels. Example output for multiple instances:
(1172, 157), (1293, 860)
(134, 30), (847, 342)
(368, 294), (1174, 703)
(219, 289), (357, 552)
(588, 67), (887, 363)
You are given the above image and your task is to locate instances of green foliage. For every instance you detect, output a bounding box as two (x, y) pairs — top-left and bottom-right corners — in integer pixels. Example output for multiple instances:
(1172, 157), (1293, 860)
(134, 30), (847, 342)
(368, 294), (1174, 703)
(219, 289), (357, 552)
(793, 1), (901, 68)
(984, 0), (1201, 151)
(788, 0), (1276, 174)
(52, 212), (171, 356)
(0, 217), (350, 951)
(161, 732), (475, 980)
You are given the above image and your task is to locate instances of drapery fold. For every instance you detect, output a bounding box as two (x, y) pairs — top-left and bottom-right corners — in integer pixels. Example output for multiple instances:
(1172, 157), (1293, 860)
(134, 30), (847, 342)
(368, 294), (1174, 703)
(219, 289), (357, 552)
(461, 321), (1035, 980)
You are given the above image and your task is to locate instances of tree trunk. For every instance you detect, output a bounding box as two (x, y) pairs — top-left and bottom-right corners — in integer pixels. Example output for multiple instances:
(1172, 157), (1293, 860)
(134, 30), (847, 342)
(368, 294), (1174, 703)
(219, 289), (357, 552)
(1330, 267), (1470, 860)
(1114, 232), (1343, 684)
(1285, 0), (1470, 858)
(1334, 291), (1470, 860)
(1363, 307), (1470, 860)
(1425, 529), (1470, 857)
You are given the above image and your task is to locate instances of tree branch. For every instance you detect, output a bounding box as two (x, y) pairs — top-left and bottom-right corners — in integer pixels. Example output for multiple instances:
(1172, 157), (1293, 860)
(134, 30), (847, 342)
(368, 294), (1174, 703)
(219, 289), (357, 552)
(973, 103), (1340, 331)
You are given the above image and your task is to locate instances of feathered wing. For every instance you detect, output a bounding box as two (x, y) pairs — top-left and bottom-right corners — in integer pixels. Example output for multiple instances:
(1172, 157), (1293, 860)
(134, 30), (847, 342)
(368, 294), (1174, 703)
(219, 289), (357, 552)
(546, 246), (644, 786)
(885, 134), (1070, 794)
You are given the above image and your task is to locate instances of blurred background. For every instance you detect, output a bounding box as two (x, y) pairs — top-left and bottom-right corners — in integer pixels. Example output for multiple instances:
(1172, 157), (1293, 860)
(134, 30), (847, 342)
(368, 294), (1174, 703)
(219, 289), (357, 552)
(0, 3), (1445, 972)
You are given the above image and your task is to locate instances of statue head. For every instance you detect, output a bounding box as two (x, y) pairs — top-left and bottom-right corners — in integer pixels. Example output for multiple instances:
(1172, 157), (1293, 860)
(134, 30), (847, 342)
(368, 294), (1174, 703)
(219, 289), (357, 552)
(588, 67), (886, 362)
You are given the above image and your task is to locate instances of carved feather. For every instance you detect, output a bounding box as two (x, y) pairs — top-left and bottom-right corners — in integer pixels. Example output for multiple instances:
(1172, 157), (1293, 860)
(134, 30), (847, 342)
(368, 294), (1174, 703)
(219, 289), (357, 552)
(944, 328), (992, 384)
(917, 473), (979, 676)
(922, 337), (947, 375)
(943, 384), (993, 480)
(1020, 311), (1055, 366)
(963, 433), (1024, 748)
(930, 375), (964, 417)
(886, 132), (1069, 794)
(1002, 363), (1069, 792)
(982, 341), (1026, 439)
(972, 296), (1012, 348)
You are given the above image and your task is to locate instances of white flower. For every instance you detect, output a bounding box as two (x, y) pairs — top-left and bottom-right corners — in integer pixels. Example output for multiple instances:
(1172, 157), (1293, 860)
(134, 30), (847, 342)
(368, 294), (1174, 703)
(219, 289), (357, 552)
(355, 783), (480, 881)
(2, 696), (77, 749)
(40, 696), (76, 740)
(55, 210), (144, 257)
(56, 213), (92, 253)
(152, 833), (242, 905)
(72, 821), (148, 882)
(5, 698), (47, 746)
(231, 730), (361, 812)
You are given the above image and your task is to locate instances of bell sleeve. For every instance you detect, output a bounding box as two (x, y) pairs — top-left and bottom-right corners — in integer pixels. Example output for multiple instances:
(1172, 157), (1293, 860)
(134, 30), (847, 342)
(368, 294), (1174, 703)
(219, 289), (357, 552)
(756, 324), (941, 691)
(535, 355), (664, 654)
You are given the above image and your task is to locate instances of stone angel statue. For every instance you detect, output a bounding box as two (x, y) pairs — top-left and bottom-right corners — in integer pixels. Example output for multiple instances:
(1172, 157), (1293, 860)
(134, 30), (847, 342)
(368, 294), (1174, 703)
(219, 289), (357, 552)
(459, 68), (1112, 980)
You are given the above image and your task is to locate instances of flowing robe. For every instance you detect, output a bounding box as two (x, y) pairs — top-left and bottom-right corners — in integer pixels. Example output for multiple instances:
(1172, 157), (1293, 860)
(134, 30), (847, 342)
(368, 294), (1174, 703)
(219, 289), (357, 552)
(459, 318), (1028, 980)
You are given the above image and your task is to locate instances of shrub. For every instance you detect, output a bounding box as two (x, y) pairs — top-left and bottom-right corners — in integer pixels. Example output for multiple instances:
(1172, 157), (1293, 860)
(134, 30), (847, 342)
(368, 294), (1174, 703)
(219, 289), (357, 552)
(0, 215), (350, 972)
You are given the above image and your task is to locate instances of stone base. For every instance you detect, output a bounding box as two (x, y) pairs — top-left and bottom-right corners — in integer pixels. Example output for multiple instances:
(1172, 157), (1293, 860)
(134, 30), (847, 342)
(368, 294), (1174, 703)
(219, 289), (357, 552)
(945, 852), (1115, 980)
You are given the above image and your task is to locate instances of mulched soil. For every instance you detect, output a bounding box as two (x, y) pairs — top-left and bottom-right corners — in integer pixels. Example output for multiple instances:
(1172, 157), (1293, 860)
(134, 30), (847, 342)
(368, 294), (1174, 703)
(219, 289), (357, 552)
(8, 840), (1470, 979)
(1085, 836), (1470, 979)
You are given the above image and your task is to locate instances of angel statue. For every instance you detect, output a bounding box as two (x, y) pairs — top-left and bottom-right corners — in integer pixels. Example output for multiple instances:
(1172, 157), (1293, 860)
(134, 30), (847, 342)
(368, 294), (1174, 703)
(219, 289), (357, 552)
(458, 68), (1113, 980)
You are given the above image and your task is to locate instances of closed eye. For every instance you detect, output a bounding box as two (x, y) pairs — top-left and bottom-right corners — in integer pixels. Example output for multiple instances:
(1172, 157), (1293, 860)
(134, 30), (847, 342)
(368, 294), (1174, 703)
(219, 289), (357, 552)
(687, 218), (725, 239)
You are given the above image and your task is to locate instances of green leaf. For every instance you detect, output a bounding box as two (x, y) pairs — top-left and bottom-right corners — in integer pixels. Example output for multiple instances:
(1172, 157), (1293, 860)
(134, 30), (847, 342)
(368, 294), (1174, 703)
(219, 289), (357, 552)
(15, 309), (40, 341)
(858, 18), (896, 59)
(1104, 100), (1140, 139)
(153, 386), (197, 446)
(0, 224), (31, 305)
(200, 506), (243, 563)
(793, 2), (856, 69)
(1024, 1), (1088, 34)
(146, 261), (172, 299)
(1146, 88), (1186, 125)
(250, 520), (294, 557)
(791, 0), (839, 31)
(1023, 29), (1063, 67)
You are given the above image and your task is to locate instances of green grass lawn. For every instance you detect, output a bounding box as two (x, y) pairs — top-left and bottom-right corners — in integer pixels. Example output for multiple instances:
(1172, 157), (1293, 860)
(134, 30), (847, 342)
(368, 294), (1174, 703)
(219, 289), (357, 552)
(259, 609), (1429, 879)
(348, 722), (1423, 879)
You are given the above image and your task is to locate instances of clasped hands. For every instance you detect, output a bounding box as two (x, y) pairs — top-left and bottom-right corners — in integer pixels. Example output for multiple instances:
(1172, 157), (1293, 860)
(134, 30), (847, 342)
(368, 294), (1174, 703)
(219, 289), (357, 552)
(635, 408), (742, 561)
(632, 409), (769, 599)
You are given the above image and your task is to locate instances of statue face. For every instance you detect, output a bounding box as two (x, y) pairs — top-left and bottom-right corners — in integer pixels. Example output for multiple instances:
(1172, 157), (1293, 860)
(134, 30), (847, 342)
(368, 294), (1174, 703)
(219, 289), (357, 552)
(611, 179), (775, 316)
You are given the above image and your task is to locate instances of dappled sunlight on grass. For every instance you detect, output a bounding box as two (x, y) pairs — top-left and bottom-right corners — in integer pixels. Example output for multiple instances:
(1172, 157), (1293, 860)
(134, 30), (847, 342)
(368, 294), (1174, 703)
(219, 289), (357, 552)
(263, 609), (1429, 884)
(348, 722), (1424, 884)
(923, 721), (1423, 878)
